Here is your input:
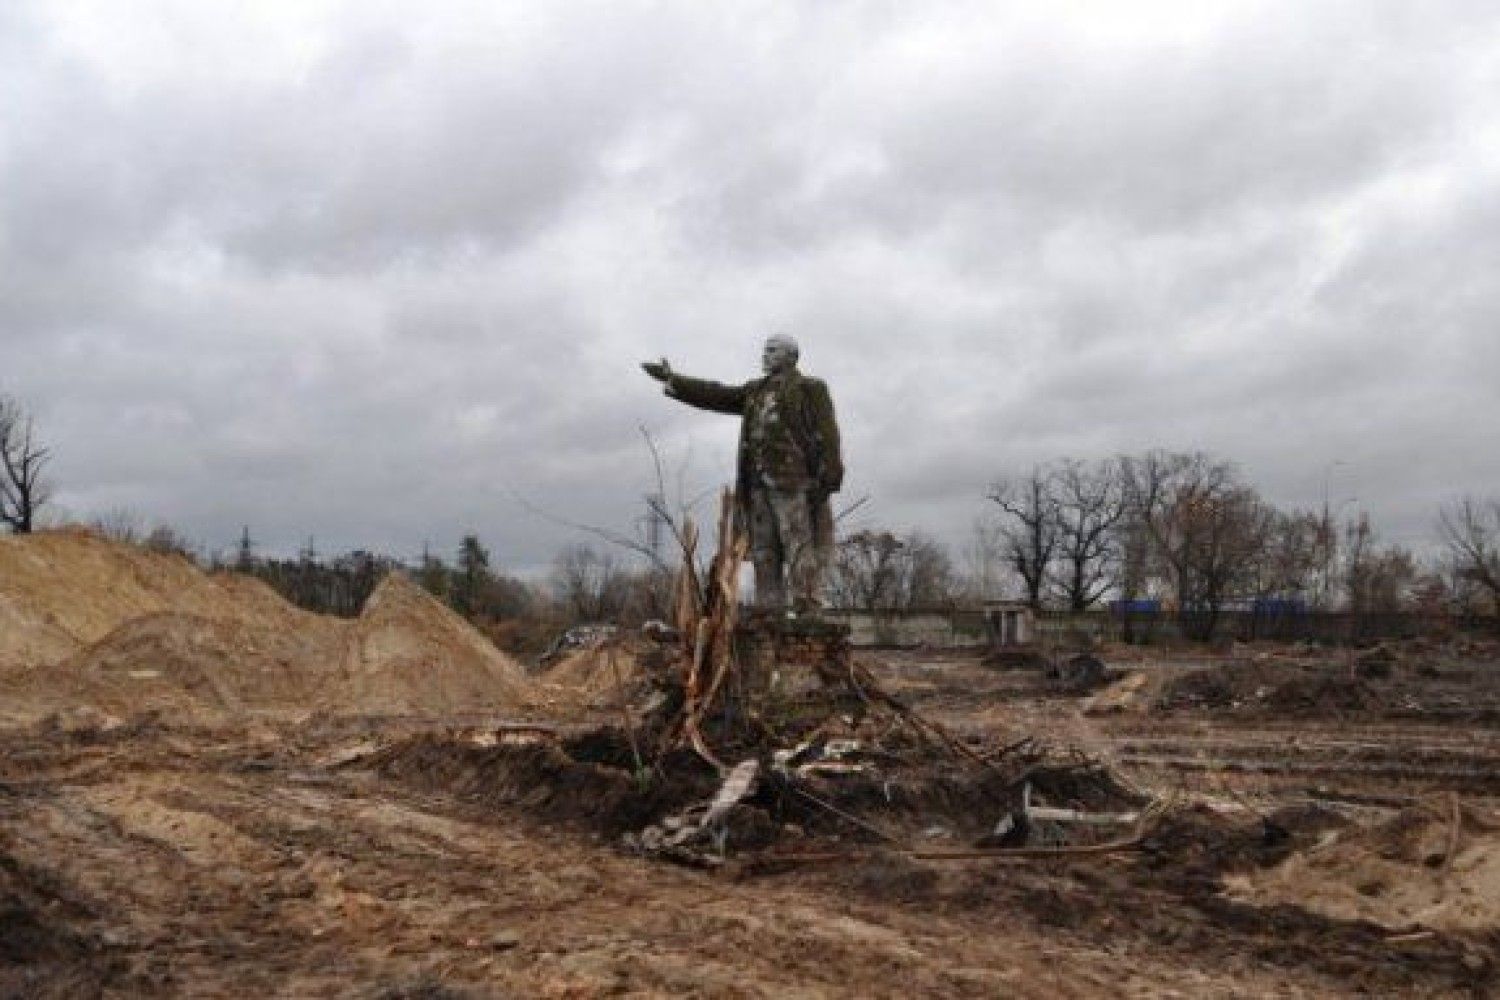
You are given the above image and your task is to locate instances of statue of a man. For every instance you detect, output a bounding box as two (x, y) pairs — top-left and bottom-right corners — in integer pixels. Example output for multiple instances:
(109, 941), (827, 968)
(643, 335), (842, 613)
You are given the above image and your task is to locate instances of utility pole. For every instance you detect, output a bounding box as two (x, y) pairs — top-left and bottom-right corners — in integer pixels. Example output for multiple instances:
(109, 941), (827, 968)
(235, 526), (255, 571)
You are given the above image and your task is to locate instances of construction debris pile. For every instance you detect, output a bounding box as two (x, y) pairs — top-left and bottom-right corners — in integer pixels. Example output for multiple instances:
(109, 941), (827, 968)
(373, 494), (1169, 871)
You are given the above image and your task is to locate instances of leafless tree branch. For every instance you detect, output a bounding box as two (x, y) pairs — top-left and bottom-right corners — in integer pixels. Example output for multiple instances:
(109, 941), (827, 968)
(0, 395), (52, 534)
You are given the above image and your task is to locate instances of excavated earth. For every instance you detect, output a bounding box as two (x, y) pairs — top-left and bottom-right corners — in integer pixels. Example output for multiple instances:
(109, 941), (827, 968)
(3, 531), (1499, 997)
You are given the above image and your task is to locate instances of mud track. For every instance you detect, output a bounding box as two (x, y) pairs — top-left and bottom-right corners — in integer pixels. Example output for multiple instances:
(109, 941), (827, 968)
(1, 711), (1494, 999)
(1109, 719), (1500, 797)
(4, 621), (1500, 997)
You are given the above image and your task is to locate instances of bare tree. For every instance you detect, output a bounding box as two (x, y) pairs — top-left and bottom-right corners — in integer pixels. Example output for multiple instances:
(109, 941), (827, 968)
(985, 466), (1058, 610)
(827, 529), (956, 611)
(904, 532), (957, 608)
(1187, 489), (1273, 639)
(1438, 498), (1500, 614)
(1116, 451), (1178, 598)
(91, 507), (144, 544)
(1049, 458), (1126, 611)
(1122, 451), (1271, 640)
(828, 530), (907, 610)
(1310, 510), (1341, 611)
(143, 525), (197, 559)
(959, 515), (1007, 601)
(89, 509), (198, 560)
(1342, 514), (1417, 629)
(0, 395), (52, 534)
(551, 543), (631, 622)
(618, 564), (676, 623)
(1250, 509), (1324, 601)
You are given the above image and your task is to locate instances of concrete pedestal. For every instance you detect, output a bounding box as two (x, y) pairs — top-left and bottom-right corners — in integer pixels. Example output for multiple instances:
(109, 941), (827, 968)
(733, 612), (853, 695)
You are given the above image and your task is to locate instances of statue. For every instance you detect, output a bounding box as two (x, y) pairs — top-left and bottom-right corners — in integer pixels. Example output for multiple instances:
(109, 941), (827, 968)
(643, 335), (842, 614)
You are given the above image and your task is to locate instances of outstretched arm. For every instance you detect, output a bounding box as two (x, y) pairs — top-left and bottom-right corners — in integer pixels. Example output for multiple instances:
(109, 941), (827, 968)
(642, 358), (749, 415)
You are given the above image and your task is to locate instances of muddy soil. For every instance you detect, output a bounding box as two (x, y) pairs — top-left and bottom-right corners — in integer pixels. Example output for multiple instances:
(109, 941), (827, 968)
(0, 718), (1393, 999)
(4, 636), (1500, 996)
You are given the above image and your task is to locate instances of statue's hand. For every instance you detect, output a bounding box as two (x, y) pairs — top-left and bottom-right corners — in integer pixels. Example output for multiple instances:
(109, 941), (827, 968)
(641, 358), (672, 382)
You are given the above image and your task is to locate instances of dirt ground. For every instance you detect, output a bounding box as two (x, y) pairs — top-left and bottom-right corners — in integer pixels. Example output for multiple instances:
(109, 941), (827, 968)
(3, 532), (1499, 997)
(10, 710), (1490, 1000)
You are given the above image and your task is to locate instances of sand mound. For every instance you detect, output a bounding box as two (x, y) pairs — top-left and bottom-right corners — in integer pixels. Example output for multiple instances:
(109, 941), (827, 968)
(1227, 800), (1500, 932)
(14, 613), (340, 723)
(543, 638), (650, 697)
(0, 530), (531, 722)
(334, 573), (530, 715)
(0, 528), (321, 667)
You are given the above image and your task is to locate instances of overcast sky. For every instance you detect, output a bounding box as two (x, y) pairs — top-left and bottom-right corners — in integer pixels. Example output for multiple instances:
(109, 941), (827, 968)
(4, 1), (1498, 574)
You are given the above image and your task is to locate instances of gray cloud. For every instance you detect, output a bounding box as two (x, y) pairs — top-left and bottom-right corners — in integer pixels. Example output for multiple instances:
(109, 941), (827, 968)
(4, 0), (1499, 574)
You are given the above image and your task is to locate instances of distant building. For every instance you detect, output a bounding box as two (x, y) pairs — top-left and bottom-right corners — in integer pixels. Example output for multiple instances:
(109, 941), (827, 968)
(983, 600), (1035, 652)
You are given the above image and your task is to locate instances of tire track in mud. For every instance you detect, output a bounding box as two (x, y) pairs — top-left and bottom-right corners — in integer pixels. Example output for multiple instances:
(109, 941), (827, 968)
(5, 777), (411, 995)
(1102, 718), (1500, 799)
(0, 728), (1379, 999)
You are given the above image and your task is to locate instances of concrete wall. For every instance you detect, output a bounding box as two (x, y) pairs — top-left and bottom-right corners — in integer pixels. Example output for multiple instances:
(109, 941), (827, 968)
(822, 606), (1500, 649)
(821, 608), (988, 648)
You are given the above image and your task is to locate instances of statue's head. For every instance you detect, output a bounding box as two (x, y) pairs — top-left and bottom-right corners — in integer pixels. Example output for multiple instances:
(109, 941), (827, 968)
(762, 333), (800, 375)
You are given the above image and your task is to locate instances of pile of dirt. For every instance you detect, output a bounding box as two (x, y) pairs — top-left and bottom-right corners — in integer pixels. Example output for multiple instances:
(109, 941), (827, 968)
(1044, 653), (1111, 693)
(369, 729), (724, 841)
(1227, 799), (1500, 933)
(1157, 658), (1387, 715)
(817, 803), (1494, 996)
(335, 574), (530, 715)
(0, 530), (531, 722)
(1258, 672), (1386, 713)
(26, 613), (337, 723)
(539, 637), (660, 707)
(0, 528), (315, 669)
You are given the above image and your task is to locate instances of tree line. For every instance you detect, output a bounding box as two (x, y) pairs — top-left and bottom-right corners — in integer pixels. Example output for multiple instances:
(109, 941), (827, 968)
(978, 452), (1500, 637)
(81, 516), (669, 657)
(5, 393), (1500, 641)
(229, 531), (668, 656)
